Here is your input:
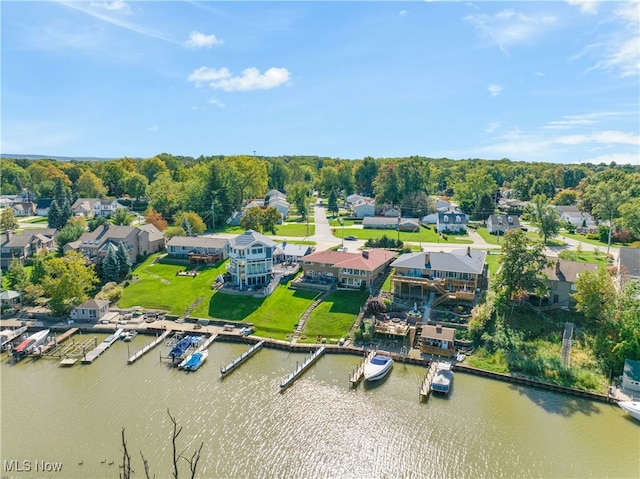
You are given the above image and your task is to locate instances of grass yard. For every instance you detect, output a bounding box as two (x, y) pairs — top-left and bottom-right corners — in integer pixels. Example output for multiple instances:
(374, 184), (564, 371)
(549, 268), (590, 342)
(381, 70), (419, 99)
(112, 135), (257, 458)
(275, 223), (315, 237)
(301, 290), (369, 341)
(117, 255), (225, 315)
(476, 227), (500, 245)
(484, 252), (503, 280)
(20, 217), (49, 224)
(337, 227), (472, 244)
(558, 250), (609, 269)
(561, 230), (631, 248)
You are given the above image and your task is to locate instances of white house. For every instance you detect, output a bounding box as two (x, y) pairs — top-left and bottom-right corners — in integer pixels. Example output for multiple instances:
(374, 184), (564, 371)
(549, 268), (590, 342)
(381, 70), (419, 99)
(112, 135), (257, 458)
(437, 211), (468, 233)
(352, 198), (375, 218)
(94, 199), (125, 218)
(486, 215), (520, 235)
(555, 206), (596, 231)
(72, 198), (100, 217)
(226, 230), (278, 291)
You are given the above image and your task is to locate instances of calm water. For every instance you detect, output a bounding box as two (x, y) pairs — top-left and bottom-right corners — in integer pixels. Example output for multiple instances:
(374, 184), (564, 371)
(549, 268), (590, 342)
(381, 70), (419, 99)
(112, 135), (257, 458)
(1, 333), (638, 479)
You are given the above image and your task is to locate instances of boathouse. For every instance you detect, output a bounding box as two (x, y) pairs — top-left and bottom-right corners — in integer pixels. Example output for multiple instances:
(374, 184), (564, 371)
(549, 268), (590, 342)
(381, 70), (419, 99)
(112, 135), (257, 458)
(419, 324), (456, 358)
(622, 359), (640, 396)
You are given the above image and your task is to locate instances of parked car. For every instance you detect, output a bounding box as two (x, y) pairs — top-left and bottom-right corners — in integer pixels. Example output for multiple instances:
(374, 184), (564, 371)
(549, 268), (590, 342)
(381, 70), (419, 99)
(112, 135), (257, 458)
(344, 235), (358, 241)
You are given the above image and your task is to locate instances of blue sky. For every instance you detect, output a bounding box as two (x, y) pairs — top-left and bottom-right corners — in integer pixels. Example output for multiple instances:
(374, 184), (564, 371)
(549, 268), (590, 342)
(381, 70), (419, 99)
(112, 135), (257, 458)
(2, 1), (639, 164)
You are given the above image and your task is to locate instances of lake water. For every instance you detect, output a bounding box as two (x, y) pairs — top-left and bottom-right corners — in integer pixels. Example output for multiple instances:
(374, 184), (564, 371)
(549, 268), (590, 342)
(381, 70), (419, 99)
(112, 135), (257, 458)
(1, 333), (638, 479)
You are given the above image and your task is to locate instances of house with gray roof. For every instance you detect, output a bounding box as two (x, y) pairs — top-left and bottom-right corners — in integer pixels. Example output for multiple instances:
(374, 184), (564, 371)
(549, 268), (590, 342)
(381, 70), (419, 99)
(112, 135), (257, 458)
(1, 229), (56, 268)
(486, 215), (520, 235)
(167, 236), (229, 262)
(72, 198), (100, 217)
(555, 205), (596, 232)
(70, 299), (110, 322)
(226, 230), (278, 291)
(94, 199), (125, 218)
(274, 241), (313, 263)
(542, 258), (598, 309)
(618, 247), (640, 285)
(363, 216), (398, 229)
(622, 359), (640, 396)
(437, 210), (468, 233)
(391, 248), (487, 304)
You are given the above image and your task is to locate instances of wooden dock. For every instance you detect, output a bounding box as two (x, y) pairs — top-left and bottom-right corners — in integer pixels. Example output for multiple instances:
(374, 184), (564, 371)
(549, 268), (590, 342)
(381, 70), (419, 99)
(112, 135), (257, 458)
(39, 328), (79, 355)
(349, 349), (376, 388)
(127, 330), (171, 364)
(197, 333), (217, 352)
(419, 361), (437, 402)
(81, 328), (124, 364)
(280, 346), (325, 391)
(220, 340), (264, 377)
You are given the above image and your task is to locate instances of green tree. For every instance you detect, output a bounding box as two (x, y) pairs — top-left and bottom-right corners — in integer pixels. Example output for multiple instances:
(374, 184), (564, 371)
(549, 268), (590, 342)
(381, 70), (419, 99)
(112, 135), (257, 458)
(374, 162), (402, 206)
(41, 251), (99, 315)
(123, 173), (149, 201)
(139, 156), (169, 183)
(261, 207), (281, 235)
(6, 258), (29, 291)
(102, 247), (121, 283)
(492, 229), (550, 318)
(224, 156), (268, 209)
(48, 177), (72, 229)
(287, 182), (310, 218)
(100, 161), (128, 196)
(112, 208), (134, 226)
(584, 179), (629, 254)
(30, 255), (47, 285)
(0, 208), (19, 232)
(240, 207), (264, 232)
(75, 170), (107, 198)
(337, 162), (355, 196)
(354, 157), (378, 196)
(529, 194), (561, 243)
(327, 189), (339, 215)
(180, 216), (193, 236)
(163, 226), (186, 241)
(552, 189), (577, 206)
(454, 169), (497, 220)
(147, 173), (181, 220)
(175, 212), (206, 235)
(618, 197), (640, 239)
(318, 166), (340, 196)
(55, 225), (85, 255)
(88, 215), (110, 232)
(116, 241), (133, 279)
(573, 268), (616, 321)
(267, 159), (290, 191)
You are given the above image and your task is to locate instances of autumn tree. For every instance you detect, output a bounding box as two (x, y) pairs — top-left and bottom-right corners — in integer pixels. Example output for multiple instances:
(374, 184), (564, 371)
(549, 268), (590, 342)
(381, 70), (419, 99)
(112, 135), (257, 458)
(145, 208), (168, 231)
(174, 212), (206, 235)
(0, 208), (19, 232)
(41, 251), (99, 315)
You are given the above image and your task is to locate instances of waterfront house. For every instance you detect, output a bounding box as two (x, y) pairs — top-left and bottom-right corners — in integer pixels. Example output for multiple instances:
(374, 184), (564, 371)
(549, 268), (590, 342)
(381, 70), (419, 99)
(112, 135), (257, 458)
(70, 299), (110, 322)
(486, 215), (520, 235)
(0, 229), (56, 268)
(390, 248), (486, 305)
(542, 259), (598, 309)
(300, 249), (397, 290)
(136, 224), (165, 256)
(226, 230), (278, 291)
(34, 199), (53, 216)
(167, 236), (229, 262)
(622, 359), (640, 396)
(617, 247), (640, 285)
(436, 210), (468, 233)
(274, 241), (313, 263)
(419, 324), (456, 357)
(0, 290), (22, 308)
(71, 198), (100, 217)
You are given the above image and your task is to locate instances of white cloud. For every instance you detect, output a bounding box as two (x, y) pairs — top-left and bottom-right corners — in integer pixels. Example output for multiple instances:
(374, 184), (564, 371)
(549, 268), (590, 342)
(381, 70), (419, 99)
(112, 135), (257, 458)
(581, 152), (640, 165)
(555, 130), (640, 146)
(399, 10), (408, 17)
(90, 1), (132, 14)
(485, 122), (500, 133)
(186, 31), (223, 49)
(488, 84), (503, 97)
(464, 9), (558, 54)
(187, 66), (290, 91)
(147, 125), (159, 133)
(566, 0), (599, 15)
(208, 97), (225, 108)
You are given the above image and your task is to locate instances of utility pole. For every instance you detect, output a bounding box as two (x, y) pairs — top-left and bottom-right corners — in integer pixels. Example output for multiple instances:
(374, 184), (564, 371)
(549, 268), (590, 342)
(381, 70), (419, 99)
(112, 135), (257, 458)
(211, 200), (215, 230)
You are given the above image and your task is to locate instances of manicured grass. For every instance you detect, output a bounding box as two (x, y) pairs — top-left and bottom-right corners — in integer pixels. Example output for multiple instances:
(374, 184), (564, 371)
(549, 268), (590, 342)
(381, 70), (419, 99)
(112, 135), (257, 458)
(561, 230), (630, 248)
(275, 223), (315, 237)
(484, 252), (503, 280)
(301, 290), (369, 341)
(337, 227), (472, 244)
(558, 250), (609, 269)
(21, 217), (49, 224)
(328, 218), (359, 227)
(117, 255), (225, 315)
(476, 227), (500, 245)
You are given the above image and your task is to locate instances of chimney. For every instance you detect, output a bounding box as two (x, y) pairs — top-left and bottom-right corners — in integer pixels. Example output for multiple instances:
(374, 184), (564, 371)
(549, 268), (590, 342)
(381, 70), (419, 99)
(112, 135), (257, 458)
(466, 246), (471, 257)
(5, 230), (13, 243)
(436, 325), (442, 333)
(555, 257), (560, 274)
(362, 250), (369, 259)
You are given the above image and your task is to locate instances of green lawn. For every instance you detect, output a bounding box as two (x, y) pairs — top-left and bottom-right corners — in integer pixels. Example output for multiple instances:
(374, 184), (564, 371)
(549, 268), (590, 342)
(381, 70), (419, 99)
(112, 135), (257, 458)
(476, 227), (500, 245)
(484, 252), (503, 280)
(21, 217), (49, 224)
(337, 226), (472, 244)
(196, 282), (319, 340)
(275, 223), (315, 237)
(301, 290), (369, 341)
(561, 230), (630, 249)
(558, 250), (609, 269)
(117, 255), (225, 315)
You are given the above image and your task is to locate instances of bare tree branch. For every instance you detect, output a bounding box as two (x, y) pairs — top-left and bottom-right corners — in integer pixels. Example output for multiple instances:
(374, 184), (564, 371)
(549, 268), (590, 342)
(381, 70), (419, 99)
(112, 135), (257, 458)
(168, 408), (183, 479)
(119, 428), (132, 479)
(140, 450), (154, 479)
(186, 442), (204, 479)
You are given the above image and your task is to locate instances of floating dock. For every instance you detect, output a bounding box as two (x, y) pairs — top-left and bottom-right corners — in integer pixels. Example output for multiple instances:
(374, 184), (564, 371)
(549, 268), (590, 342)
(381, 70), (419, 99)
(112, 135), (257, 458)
(127, 330), (171, 364)
(280, 346), (325, 391)
(178, 334), (217, 369)
(419, 361), (438, 402)
(220, 340), (264, 377)
(38, 328), (79, 356)
(81, 329), (124, 364)
(349, 349), (376, 388)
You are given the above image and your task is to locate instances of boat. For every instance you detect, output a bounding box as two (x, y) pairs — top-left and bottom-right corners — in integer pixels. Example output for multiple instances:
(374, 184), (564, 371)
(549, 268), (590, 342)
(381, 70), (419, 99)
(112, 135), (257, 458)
(12, 329), (50, 359)
(168, 336), (199, 360)
(122, 331), (138, 342)
(456, 352), (466, 362)
(182, 351), (208, 371)
(363, 354), (394, 381)
(0, 325), (28, 351)
(618, 401), (640, 421)
(431, 362), (454, 395)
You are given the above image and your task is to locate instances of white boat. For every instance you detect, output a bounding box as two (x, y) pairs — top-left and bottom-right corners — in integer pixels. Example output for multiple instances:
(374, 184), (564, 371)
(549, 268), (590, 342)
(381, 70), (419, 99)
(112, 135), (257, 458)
(122, 331), (138, 342)
(363, 354), (394, 381)
(618, 401), (640, 421)
(182, 350), (208, 371)
(12, 329), (50, 359)
(431, 362), (454, 395)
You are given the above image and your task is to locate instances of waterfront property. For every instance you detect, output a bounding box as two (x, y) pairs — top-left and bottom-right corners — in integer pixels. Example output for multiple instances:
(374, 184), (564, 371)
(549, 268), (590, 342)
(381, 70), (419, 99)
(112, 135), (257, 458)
(299, 249), (397, 290)
(390, 248), (487, 305)
(419, 324), (456, 358)
(226, 230), (278, 291)
(622, 359), (640, 397)
(542, 258), (598, 309)
(166, 236), (229, 263)
(0, 228), (56, 268)
(70, 299), (111, 322)
(0, 290), (22, 308)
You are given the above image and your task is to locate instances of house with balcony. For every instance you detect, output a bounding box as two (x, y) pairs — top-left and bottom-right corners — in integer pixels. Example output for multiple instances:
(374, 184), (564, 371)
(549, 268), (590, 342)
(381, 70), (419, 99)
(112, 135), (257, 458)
(226, 230), (278, 291)
(542, 258), (598, 309)
(486, 215), (520, 235)
(436, 210), (468, 233)
(419, 324), (456, 357)
(299, 249), (397, 290)
(1, 229), (56, 268)
(390, 248), (487, 306)
(167, 236), (229, 263)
